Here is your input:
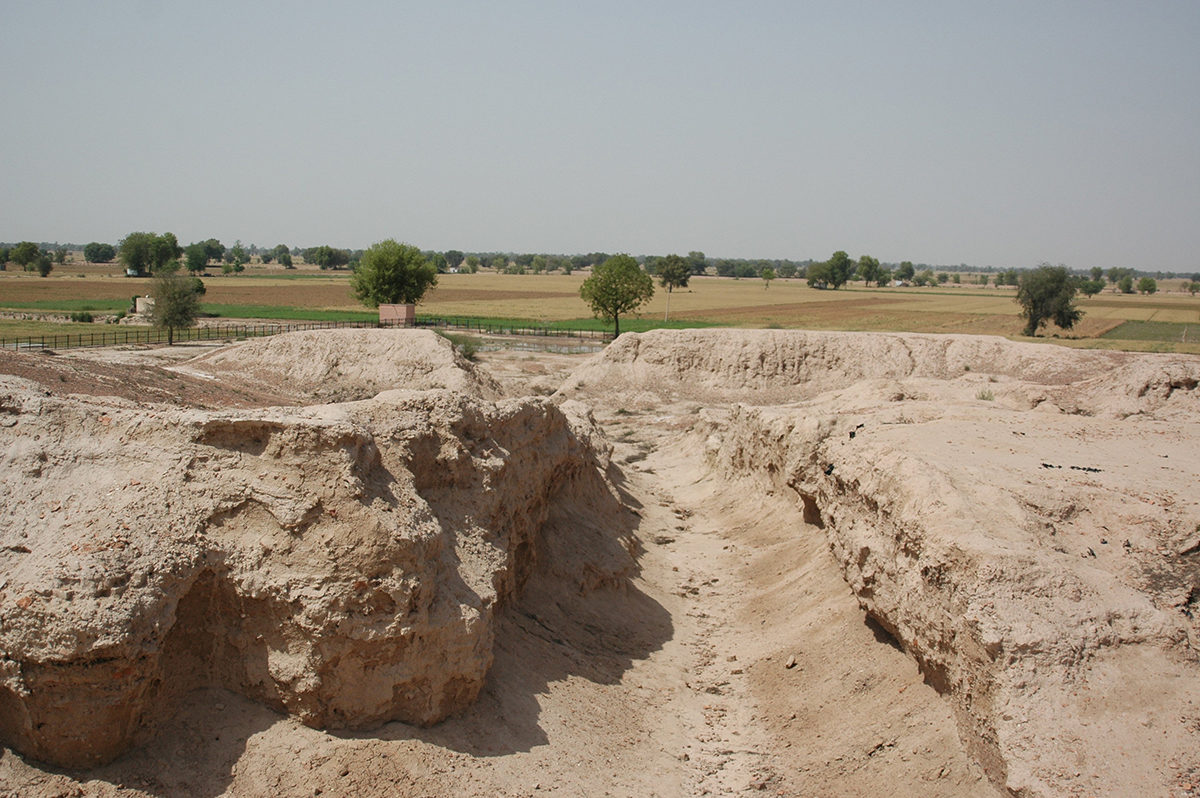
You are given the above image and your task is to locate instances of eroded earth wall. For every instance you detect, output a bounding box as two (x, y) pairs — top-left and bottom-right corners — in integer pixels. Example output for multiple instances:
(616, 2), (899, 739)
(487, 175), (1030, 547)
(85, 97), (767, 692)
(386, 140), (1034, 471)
(563, 328), (1200, 797)
(0, 359), (628, 768)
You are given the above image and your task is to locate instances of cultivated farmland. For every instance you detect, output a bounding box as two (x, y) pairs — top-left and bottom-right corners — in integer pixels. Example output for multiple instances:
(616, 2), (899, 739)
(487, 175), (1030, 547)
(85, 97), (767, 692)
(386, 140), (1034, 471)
(2, 267), (1199, 352)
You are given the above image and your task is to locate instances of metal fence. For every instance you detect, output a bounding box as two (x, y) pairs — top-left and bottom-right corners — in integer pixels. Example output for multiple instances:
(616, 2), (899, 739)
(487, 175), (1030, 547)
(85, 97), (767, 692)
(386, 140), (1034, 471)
(0, 317), (613, 352)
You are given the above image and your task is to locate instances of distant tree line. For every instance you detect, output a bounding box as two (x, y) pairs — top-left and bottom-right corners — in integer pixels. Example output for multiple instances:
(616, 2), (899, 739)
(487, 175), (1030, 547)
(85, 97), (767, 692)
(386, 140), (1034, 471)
(7, 237), (1200, 293)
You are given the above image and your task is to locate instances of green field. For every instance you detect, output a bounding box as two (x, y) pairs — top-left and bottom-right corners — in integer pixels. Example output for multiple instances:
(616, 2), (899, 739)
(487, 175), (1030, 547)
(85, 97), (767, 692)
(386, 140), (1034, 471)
(2, 269), (1199, 353)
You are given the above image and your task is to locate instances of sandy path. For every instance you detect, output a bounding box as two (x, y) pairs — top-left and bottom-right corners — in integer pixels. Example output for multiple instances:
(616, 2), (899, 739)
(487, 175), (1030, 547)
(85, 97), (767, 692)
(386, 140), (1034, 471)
(597, 403), (996, 797)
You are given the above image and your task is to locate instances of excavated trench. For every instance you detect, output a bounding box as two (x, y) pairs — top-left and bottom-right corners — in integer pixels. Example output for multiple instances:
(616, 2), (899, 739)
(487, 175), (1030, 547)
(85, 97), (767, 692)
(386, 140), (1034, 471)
(559, 328), (1200, 797)
(2, 328), (1200, 797)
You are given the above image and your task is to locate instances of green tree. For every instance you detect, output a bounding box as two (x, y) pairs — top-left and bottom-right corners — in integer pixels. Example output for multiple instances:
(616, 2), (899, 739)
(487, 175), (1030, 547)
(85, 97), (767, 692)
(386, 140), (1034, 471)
(0, 246), (9, 269)
(1016, 264), (1083, 337)
(53, 247), (67, 264)
(83, 242), (115, 263)
(1118, 275), (1134, 293)
(761, 266), (776, 289)
(1187, 281), (1200, 297)
(119, 233), (155, 276)
(202, 239), (225, 263)
(1137, 276), (1158, 294)
(1079, 279), (1105, 297)
(657, 253), (690, 321)
(579, 254), (654, 337)
(806, 261), (833, 289)
(1090, 266), (1104, 281)
(151, 266), (202, 345)
(895, 261), (915, 281)
(35, 252), (53, 277)
(278, 251), (293, 269)
(152, 233), (181, 271)
(1107, 267), (1134, 286)
(444, 250), (465, 271)
(856, 255), (882, 286)
(119, 232), (178, 276)
(227, 241), (248, 270)
(687, 251), (708, 276)
(184, 243), (209, 273)
(11, 241), (39, 269)
(350, 239), (438, 307)
(826, 251), (854, 289)
(778, 263), (797, 279)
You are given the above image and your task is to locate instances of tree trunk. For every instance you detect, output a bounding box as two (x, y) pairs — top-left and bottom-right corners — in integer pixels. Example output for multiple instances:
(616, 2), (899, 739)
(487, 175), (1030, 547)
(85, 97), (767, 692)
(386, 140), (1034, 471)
(613, 314), (620, 339)
(664, 286), (671, 322)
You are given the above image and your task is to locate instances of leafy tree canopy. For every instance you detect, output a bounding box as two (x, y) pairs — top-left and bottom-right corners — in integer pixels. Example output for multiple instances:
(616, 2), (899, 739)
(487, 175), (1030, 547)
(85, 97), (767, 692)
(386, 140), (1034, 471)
(83, 242), (115, 263)
(579, 254), (654, 337)
(11, 241), (39, 267)
(826, 251), (854, 288)
(1016, 264), (1083, 337)
(151, 266), (203, 344)
(806, 261), (833, 289)
(184, 243), (210, 273)
(856, 255), (882, 286)
(350, 239), (438, 307)
(657, 254), (691, 293)
(119, 232), (179, 276)
(305, 245), (351, 270)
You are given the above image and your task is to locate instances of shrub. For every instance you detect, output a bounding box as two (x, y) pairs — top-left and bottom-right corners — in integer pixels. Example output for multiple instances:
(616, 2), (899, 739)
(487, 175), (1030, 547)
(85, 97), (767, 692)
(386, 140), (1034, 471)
(69, 311), (94, 323)
(436, 330), (479, 361)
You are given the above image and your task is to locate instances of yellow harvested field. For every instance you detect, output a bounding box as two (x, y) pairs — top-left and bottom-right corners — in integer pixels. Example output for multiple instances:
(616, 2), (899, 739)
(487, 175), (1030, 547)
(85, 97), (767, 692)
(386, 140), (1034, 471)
(3, 269), (1198, 346)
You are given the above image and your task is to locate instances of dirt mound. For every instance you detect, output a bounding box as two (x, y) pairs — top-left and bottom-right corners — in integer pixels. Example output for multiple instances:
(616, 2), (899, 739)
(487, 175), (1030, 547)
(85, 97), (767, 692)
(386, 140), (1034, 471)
(0, 377), (630, 768)
(183, 329), (501, 402)
(559, 329), (1200, 416)
(0, 348), (293, 408)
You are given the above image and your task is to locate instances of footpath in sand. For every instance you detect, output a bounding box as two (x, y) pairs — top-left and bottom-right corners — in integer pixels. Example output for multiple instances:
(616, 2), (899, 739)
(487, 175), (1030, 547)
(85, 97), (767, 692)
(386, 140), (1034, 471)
(3, 328), (1200, 797)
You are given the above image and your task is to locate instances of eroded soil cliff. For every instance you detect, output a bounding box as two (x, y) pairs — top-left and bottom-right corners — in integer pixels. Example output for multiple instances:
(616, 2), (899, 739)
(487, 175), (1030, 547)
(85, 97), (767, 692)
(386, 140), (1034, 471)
(2, 328), (1199, 797)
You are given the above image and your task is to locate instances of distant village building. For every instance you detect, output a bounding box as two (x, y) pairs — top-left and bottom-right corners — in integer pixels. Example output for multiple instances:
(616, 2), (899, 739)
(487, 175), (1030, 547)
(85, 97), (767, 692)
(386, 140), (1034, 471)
(378, 303), (415, 326)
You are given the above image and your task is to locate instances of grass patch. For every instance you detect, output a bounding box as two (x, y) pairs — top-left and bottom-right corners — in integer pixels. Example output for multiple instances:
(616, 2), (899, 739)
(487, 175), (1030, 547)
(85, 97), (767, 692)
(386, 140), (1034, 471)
(976, 389), (995, 401)
(199, 304), (379, 322)
(1101, 321), (1198, 343)
(434, 330), (480, 361)
(0, 299), (129, 312)
(549, 317), (723, 334)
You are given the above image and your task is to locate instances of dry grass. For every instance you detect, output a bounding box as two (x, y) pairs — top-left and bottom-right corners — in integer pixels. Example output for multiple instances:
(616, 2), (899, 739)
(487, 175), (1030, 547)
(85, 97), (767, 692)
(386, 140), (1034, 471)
(3, 269), (1199, 352)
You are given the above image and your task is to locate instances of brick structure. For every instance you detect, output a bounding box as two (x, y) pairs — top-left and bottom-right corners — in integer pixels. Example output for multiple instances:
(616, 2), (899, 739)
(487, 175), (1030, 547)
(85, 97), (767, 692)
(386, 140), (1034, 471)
(378, 303), (415, 326)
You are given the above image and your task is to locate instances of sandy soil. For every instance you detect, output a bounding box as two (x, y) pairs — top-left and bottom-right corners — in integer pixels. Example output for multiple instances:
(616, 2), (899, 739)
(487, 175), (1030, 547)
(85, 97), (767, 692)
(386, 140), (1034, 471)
(3, 329), (1197, 797)
(0, 341), (997, 798)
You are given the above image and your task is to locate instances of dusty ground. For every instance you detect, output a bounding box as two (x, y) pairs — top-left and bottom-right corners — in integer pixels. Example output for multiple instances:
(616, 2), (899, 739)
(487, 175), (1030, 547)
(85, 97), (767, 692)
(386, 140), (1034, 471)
(2, 330), (1197, 797)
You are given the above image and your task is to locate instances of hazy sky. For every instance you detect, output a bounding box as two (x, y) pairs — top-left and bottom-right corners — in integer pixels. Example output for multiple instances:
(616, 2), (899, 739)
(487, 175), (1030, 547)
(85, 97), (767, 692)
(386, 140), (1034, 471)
(3, 1), (1198, 269)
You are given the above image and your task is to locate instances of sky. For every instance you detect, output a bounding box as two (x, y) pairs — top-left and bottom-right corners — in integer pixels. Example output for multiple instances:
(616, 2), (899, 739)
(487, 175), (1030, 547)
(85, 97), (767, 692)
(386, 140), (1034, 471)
(2, 1), (1198, 270)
